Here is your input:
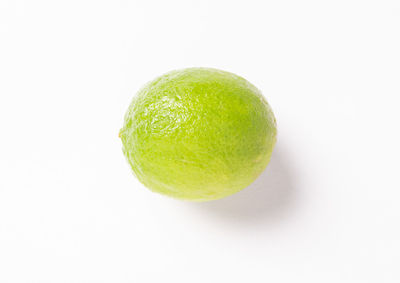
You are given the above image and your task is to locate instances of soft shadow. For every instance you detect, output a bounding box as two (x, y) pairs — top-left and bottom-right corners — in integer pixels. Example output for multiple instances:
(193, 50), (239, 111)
(192, 143), (297, 225)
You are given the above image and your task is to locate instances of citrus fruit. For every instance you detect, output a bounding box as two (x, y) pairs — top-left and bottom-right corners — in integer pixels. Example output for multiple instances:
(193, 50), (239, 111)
(120, 67), (277, 201)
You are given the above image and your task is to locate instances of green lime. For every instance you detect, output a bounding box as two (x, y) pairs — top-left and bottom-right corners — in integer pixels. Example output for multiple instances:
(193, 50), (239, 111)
(120, 68), (277, 201)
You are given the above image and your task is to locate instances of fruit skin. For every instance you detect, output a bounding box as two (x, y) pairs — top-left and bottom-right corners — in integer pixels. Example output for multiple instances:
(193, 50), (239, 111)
(120, 68), (277, 201)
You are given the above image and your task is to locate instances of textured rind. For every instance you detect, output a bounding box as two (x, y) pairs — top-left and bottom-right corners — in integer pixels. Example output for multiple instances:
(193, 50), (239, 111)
(120, 68), (277, 201)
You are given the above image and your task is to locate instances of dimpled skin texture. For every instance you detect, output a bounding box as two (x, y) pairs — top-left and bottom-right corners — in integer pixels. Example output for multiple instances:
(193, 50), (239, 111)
(120, 68), (277, 201)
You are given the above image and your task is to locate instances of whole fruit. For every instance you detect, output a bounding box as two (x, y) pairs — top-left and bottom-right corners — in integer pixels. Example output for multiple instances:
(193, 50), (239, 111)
(120, 68), (277, 201)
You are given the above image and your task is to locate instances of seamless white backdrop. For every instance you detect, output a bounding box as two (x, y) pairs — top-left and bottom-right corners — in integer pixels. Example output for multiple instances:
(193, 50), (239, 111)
(0, 0), (399, 282)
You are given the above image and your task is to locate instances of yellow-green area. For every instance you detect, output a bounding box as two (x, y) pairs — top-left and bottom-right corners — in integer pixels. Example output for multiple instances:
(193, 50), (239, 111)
(120, 68), (277, 201)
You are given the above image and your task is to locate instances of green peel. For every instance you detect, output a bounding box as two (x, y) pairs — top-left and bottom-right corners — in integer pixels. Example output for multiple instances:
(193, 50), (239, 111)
(120, 68), (277, 201)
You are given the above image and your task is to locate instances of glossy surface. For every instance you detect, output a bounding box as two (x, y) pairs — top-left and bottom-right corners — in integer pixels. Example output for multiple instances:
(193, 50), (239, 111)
(120, 68), (277, 201)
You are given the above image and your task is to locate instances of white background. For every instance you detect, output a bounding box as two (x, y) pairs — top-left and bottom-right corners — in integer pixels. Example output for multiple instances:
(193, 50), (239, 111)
(0, 0), (399, 282)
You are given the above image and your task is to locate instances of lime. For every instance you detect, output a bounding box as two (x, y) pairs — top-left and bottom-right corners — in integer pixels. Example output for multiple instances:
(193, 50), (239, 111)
(120, 68), (277, 201)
